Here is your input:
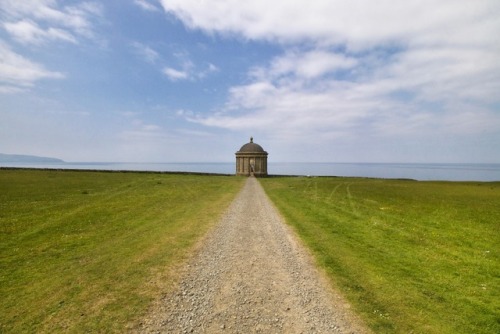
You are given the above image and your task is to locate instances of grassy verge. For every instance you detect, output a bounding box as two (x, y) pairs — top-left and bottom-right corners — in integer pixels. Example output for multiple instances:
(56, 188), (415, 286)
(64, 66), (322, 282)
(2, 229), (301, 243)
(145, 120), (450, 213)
(0, 169), (244, 333)
(260, 177), (499, 334)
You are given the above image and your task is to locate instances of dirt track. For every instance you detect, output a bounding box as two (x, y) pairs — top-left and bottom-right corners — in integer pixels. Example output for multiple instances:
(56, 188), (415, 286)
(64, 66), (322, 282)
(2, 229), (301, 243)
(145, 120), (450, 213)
(135, 177), (370, 333)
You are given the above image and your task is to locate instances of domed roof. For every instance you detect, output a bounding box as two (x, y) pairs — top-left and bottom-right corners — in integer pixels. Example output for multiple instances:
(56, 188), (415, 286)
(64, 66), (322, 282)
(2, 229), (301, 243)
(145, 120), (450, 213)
(238, 137), (266, 153)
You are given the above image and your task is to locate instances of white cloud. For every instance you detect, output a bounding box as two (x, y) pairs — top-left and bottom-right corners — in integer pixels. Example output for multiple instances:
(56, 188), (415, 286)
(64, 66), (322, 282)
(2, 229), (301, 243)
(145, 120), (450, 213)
(189, 46), (500, 141)
(384, 47), (500, 103)
(131, 42), (160, 64)
(134, 0), (160, 12)
(0, 0), (103, 92)
(1, 0), (103, 45)
(164, 0), (500, 148)
(198, 62), (219, 79)
(208, 63), (218, 72)
(162, 52), (219, 81)
(118, 119), (165, 141)
(269, 50), (357, 79)
(158, 0), (500, 50)
(4, 19), (76, 45)
(0, 41), (64, 93)
(163, 67), (189, 81)
(130, 43), (219, 81)
(176, 109), (194, 117)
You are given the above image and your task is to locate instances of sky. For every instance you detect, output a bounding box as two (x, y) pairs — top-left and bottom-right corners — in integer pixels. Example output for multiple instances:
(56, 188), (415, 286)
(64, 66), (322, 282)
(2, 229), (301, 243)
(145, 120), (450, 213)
(1, 0), (499, 163)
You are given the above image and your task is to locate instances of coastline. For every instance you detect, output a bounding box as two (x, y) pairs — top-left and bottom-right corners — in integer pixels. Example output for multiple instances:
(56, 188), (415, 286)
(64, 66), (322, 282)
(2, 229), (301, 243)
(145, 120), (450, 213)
(2, 163), (500, 182)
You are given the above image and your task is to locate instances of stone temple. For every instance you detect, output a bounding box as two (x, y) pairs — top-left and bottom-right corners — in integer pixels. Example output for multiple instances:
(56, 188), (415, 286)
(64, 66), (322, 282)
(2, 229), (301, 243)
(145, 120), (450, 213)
(235, 137), (268, 177)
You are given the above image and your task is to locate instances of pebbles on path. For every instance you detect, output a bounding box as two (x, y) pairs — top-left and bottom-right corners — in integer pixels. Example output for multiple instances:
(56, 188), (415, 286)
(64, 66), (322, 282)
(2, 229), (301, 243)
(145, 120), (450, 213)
(134, 177), (370, 334)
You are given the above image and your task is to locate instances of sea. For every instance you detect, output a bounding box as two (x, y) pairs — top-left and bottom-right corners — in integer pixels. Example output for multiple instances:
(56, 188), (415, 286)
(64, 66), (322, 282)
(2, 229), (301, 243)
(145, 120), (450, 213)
(1, 162), (500, 181)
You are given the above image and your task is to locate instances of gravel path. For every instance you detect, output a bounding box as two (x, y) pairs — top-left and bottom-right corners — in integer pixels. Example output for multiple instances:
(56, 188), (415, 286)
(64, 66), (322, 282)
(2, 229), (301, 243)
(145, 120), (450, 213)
(135, 177), (370, 334)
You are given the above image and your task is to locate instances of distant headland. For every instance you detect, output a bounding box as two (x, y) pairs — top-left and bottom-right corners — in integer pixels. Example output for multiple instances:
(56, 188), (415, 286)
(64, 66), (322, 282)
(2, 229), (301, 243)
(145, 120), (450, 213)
(0, 153), (64, 163)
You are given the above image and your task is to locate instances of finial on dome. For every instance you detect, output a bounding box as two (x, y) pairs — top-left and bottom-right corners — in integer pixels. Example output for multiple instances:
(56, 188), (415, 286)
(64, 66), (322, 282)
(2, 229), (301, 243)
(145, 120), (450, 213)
(250, 136), (253, 143)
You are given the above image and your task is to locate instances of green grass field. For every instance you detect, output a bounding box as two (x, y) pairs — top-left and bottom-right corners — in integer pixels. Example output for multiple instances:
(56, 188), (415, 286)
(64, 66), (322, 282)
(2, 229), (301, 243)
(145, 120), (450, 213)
(260, 177), (500, 334)
(0, 169), (244, 333)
